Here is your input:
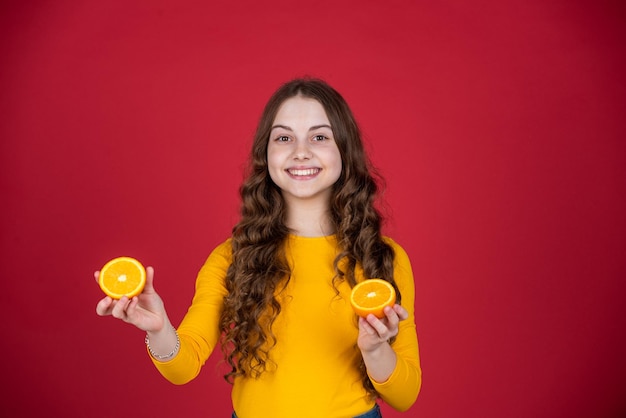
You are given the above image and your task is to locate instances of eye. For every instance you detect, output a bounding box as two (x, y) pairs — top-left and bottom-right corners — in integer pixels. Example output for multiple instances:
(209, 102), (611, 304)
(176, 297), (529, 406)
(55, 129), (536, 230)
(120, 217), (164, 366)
(312, 134), (328, 141)
(275, 135), (291, 142)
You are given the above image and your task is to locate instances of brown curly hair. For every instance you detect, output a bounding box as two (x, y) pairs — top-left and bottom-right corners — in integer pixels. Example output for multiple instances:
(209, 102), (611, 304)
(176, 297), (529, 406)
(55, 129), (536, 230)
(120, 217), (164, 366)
(218, 77), (400, 398)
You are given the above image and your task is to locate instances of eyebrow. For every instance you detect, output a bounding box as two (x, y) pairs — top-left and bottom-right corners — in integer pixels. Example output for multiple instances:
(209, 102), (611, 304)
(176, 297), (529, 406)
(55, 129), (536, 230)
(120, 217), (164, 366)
(270, 124), (333, 132)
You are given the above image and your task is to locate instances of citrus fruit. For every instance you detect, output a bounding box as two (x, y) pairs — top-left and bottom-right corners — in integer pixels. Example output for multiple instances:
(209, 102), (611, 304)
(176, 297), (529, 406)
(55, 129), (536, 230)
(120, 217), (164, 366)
(98, 256), (146, 299)
(350, 279), (396, 318)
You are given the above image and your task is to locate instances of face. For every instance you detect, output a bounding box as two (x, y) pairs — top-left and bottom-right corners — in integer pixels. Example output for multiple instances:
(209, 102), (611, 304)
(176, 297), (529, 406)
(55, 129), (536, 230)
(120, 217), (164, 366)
(267, 96), (342, 208)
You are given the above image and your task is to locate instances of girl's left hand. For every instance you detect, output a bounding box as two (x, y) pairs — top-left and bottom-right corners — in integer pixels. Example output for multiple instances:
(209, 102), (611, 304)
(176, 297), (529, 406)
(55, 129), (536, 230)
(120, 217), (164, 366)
(357, 304), (408, 353)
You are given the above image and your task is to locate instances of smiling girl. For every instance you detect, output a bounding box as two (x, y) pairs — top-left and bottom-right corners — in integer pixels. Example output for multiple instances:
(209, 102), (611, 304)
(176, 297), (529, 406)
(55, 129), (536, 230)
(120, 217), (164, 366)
(95, 78), (421, 417)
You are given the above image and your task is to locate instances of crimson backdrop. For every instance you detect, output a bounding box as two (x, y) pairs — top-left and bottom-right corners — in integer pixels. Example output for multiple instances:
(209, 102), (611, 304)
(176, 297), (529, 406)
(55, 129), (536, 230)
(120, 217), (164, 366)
(1, 1), (625, 417)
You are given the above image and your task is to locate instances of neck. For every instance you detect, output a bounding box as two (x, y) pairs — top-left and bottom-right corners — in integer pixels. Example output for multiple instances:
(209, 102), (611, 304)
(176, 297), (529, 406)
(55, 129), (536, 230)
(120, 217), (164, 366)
(284, 199), (335, 237)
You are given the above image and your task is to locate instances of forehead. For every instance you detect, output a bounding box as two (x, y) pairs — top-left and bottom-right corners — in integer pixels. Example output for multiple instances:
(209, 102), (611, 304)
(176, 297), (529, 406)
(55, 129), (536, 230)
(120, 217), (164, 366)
(272, 96), (330, 126)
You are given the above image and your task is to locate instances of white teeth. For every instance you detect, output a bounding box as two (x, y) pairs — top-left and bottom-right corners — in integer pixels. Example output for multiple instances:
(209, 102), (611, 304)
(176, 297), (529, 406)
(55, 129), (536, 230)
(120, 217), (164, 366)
(289, 168), (319, 176)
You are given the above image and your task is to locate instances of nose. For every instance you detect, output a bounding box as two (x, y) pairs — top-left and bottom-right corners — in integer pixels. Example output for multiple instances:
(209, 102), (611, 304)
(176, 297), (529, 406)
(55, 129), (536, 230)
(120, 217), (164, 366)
(293, 138), (312, 160)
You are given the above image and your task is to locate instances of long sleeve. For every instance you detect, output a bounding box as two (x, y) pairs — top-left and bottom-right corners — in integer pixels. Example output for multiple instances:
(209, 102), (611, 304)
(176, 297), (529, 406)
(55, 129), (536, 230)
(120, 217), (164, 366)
(150, 240), (231, 384)
(371, 239), (422, 411)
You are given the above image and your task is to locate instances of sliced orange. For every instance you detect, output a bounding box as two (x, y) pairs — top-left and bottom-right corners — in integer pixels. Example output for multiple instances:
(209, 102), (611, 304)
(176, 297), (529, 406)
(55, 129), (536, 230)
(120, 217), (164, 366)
(350, 279), (396, 318)
(98, 256), (146, 299)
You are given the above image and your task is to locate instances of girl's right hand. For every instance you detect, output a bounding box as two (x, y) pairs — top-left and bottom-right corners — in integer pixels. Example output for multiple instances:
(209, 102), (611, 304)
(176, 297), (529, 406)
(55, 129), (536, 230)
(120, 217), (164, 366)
(95, 266), (168, 333)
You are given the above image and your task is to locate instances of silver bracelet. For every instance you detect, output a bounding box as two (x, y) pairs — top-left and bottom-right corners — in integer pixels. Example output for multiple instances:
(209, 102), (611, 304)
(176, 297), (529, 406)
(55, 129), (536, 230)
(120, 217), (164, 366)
(145, 327), (180, 360)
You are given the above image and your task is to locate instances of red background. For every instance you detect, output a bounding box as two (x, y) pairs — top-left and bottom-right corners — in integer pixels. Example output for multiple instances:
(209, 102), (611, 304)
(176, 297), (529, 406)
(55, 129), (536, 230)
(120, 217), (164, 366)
(1, 1), (625, 417)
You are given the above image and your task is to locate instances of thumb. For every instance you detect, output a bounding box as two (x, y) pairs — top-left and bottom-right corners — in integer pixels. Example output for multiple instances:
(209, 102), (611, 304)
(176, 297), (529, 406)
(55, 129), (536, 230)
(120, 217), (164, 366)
(143, 266), (156, 293)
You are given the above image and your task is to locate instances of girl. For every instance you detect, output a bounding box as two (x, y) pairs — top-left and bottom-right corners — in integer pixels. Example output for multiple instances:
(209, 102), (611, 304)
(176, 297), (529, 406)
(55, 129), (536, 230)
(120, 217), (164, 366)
(95, 78), (421, 417)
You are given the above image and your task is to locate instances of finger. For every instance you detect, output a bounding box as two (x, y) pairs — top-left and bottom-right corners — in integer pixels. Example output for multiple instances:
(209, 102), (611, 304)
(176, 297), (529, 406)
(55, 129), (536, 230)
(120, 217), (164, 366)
(94, 271), (100, 283)
(358, 316), (376, 335)
(111, 296), (130, 320)
(365, 314), (391, 338)
(125, 296), (139, 317)
(95, 296), (113, 316)
(383, 306), (401, 328)
(143, 266), (155, 293)
(380, 308), (404, 339)
(392, 304), (409, 321)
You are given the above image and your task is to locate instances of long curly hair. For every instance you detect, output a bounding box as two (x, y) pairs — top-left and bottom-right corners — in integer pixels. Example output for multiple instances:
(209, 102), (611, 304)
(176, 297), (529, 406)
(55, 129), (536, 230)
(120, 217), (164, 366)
(218, 78), (400, 398)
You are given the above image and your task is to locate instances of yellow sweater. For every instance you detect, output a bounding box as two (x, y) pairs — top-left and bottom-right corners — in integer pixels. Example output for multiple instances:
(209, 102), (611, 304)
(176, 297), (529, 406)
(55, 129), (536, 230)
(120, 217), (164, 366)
(152, 235), (421, 417)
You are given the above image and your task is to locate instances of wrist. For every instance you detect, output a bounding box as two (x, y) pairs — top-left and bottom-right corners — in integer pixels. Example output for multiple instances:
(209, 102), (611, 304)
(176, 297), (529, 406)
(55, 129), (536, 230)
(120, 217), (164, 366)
(145, 326), (180, 360)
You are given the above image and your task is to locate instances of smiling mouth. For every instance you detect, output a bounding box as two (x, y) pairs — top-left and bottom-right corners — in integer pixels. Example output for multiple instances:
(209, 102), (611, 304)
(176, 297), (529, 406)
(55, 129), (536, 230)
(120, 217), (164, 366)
(287, 168), (320, 176)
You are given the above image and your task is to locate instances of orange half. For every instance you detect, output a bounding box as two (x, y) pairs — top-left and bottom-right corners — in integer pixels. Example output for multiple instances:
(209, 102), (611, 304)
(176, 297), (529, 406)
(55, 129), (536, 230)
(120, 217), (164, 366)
(98, 256), (146, 299)
(350, 278), (396, 318)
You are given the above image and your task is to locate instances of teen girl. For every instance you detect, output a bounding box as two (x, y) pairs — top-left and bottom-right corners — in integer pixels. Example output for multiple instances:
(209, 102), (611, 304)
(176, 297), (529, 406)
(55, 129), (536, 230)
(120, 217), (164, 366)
(95, 78), (421, 417)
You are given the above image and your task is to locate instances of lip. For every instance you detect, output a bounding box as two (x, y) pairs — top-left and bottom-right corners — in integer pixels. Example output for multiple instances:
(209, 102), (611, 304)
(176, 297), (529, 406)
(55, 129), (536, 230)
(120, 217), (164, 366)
(285, 167), (321, 179)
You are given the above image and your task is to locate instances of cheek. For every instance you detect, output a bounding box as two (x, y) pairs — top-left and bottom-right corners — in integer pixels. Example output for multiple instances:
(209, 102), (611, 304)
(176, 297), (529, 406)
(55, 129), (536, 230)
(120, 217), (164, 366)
(266, 148), (283, 178)
(266, 145), (278, 167)
(328, 149), (343, 177)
